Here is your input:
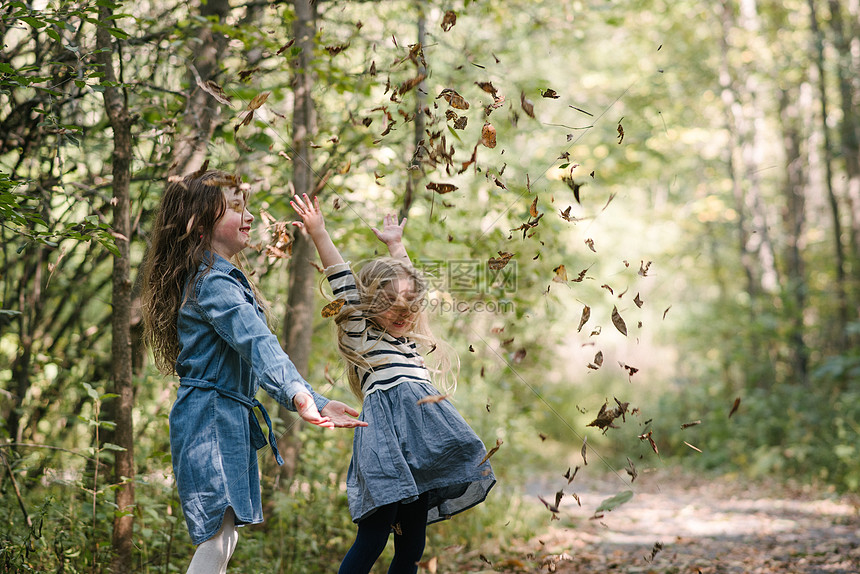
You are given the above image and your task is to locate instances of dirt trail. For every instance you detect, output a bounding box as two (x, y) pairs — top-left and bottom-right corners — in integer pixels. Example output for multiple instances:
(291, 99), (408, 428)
(469, 468), (860, 573)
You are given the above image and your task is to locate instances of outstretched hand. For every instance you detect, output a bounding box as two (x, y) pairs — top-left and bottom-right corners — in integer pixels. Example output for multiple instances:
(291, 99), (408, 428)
(290, 193), (325, 236)
(293, 392), (334, 429)
(371, 212), (406, 247)
(321, 400), (368, 428)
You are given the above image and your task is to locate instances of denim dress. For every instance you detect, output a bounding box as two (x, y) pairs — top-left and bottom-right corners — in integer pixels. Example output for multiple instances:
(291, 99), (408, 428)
(170, 253), (329, 545)
(325, 263), (496, 524)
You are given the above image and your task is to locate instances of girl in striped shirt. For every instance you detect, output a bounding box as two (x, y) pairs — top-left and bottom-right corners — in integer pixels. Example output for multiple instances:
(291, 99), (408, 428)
(291, 194), (495, 574)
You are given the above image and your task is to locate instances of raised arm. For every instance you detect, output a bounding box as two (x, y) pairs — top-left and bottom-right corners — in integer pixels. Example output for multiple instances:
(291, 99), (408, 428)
(291, 194), (344, 268)
(371, 212), (411, 265)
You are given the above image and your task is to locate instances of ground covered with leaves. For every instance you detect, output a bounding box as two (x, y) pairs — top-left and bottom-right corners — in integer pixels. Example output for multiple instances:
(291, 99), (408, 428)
(445, 468), (860, 574)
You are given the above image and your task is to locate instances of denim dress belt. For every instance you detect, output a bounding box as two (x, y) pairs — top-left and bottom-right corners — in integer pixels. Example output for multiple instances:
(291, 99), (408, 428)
(179, 378), (285, 465)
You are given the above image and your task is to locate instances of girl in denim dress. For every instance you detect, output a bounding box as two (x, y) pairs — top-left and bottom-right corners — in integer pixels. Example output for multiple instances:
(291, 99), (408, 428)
(141, 168), (365, 574)
(291, 193), (496, 574)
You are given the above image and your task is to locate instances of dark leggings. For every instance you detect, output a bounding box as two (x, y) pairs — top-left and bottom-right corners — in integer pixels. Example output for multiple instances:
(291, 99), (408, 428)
(338, 493), (429, 574)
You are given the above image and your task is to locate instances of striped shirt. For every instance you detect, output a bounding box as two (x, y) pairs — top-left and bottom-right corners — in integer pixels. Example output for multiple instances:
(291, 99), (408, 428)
(325, 262), (430, 397)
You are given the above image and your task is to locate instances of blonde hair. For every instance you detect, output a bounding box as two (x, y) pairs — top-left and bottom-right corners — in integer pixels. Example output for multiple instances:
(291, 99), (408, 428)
(141, 167), (269, 375)
(331, 257), (457, 400)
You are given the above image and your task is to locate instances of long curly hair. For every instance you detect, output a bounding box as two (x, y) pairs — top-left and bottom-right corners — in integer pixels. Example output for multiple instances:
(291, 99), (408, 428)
(332, 257), (456, 400)
(141, 167), (267, 375)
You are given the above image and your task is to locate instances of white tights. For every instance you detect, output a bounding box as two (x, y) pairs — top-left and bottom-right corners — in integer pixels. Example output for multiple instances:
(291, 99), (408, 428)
(187, 507), (238, 574)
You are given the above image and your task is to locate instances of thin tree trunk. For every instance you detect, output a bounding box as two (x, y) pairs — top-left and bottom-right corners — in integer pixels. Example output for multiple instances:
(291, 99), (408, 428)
(401, 1), (427, 221)
(96, 8), (135, 571)
(826, 0), (860, 327)
(169, 0), (232, 177)
(809, 0), (849, 351)
(778, 87), (809, 382)
(277, 0), (319, 481)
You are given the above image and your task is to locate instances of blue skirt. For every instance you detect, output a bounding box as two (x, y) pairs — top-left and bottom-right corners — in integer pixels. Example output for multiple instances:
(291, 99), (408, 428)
(347, 381), (496, 524)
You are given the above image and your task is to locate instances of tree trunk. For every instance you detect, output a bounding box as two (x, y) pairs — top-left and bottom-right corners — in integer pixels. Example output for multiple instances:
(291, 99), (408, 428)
(96, 7), (135, 572)
(169, 0), (232, 177)
(778, 88), (809, 383)
(809, 0), (850, 351)
(401, 1), (428, 221)
(276, 0), (319, 481)
(826, 0), (860, 331)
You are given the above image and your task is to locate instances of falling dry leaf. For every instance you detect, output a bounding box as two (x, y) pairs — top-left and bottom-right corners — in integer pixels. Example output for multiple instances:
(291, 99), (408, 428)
(479, 438), (503, 466)
(728, 397), (741, 418)
(426, 182), (458, 194)
(587, 398), (630, 433)
(321, 298), (346, 318)
(619, 362), (639, 379)
(541, 88), (560, 99)
(437, 88), (470, 110)
(684, 441), (703, 453)
(197, 80), (232, 105)
(564, 466), (580, 484)
(639, 260), (652, 276)
(488, 251), (514, 270)
(617, 118), (625, 143)
(585, 238), (596, 252)
(663, 305), (672, 319)
(638, 430), (659, 454)
(625, 457), (638, 482)
(481, 122), (497, 148)
(529, 196), (539, 218)
(577, 305), (591, 332)
(680, 420), (702, 429)
(538, 495), (561, 520)
(581, 436), (588, 465)
(520, 91), (535, 118)
(634, 293), (644, 308)
(553, 264), (568, 283)
(441, 10), (457, 31)
(417, 394), (449, 405)
(611, 306), (628, 336)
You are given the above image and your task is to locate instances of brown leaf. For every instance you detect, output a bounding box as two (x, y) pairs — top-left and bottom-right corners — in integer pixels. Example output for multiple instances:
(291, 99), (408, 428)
(512, 348), (527, 364)
(634, 293), (644, 308)
(625, 457), (637, 482)
(321, 298), (346, 318)
(479, 438), (503, 466)
(617, 118), (625, 144)
(680, 420), (701, 429)
(577, 305), (591, 332)
(197, 79), (232, 105)
(437, 88), (470, 110)
(619, 362), (639, 379)
(552, 264), (568, 283)
(529, 196), (539, 218)
(441, 10), (457, 31)
(541, 88), (560, 99)
(247, 91), (270, 111)
(416, 394), (449, 405)
(397, 73), (426, 95)
(488, 251), (514, 270)
(563, 465), (580, 484)
(638, 430), (658, 454)
(638, 260), (652, 276)
(425, 182), (458, 194)
(520, 91), (535, 118)
(480, 122), (497, 148)
(475, 81), (498, 97)
(276, 39), (295, 55)
(585, 238), (596, 252)
(728, 397), (741, 418)
(581, 436), (588, 465)
(611, 306), (628, 336)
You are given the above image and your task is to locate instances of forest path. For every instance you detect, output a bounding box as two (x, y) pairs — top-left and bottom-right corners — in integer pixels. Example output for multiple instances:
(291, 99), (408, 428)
(459, 468), (860, 573)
